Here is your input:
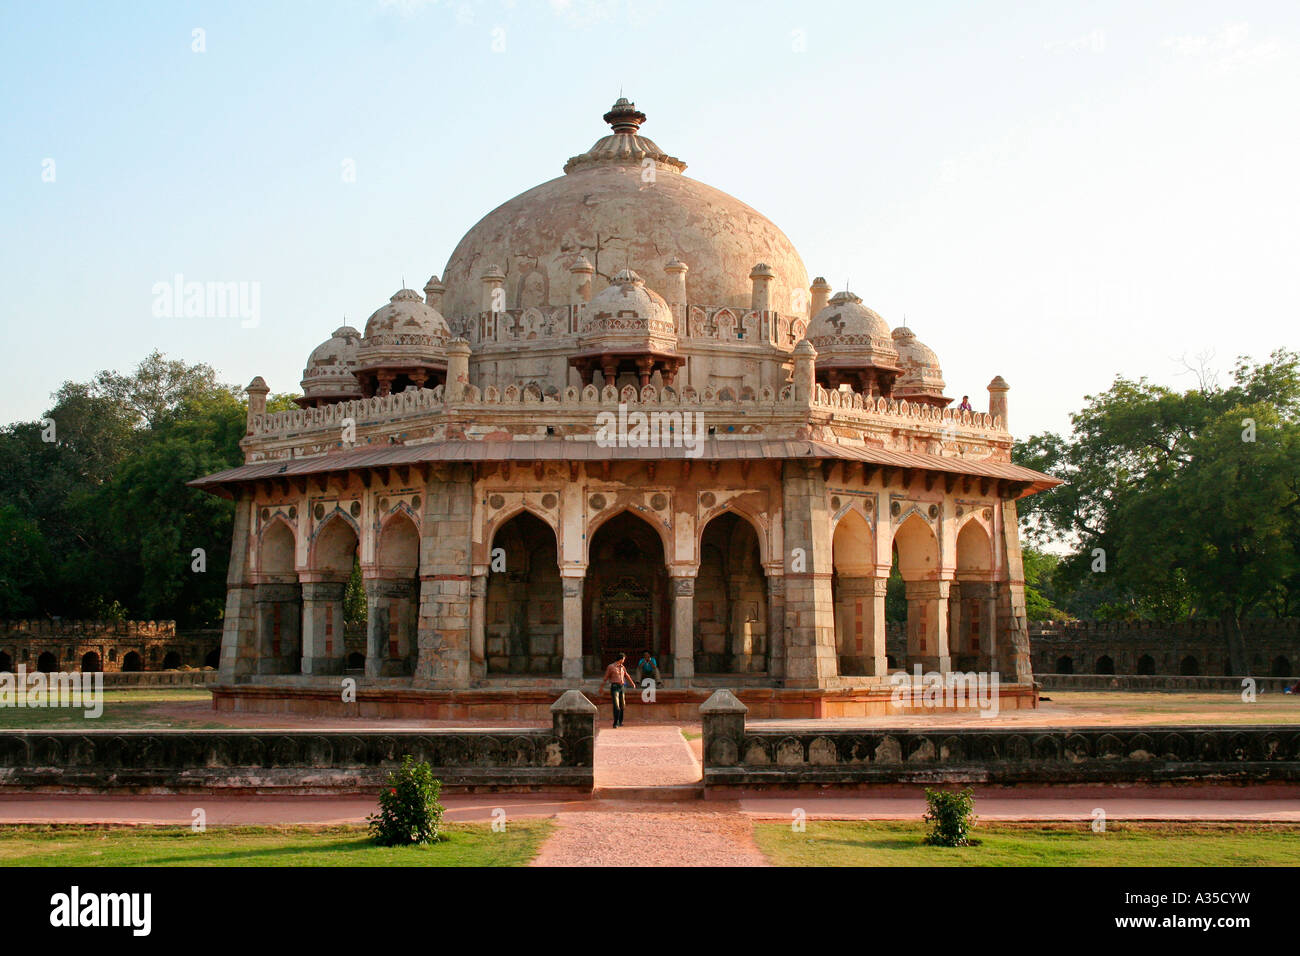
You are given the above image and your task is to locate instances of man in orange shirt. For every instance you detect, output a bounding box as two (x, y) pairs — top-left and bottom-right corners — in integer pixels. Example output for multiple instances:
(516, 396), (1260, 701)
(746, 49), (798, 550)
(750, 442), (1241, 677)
(602, 653), (635, 728)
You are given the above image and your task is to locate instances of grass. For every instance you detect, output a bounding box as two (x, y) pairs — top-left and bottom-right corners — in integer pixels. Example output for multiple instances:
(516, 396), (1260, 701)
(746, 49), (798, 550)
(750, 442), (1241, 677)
(754, 820), (1300, 866)
(1040, 690), (1300, 725)
(0, 689), (220, 730)
(0, 821), (552, 866)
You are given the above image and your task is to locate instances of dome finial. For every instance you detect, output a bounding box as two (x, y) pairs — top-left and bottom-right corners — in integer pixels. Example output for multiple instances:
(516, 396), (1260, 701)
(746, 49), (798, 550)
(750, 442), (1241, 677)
(604, 96), (646, 134)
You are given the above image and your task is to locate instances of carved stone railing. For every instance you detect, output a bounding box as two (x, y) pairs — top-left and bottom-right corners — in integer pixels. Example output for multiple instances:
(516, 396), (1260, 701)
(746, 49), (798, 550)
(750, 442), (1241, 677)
(699, 690), (1300, 787)
(0, 690), (597, 792)
(248, 376), (1004, 444)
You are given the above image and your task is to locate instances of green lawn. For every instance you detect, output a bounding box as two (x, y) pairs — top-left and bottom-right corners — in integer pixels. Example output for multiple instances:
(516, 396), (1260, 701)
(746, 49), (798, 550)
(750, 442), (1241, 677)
(0, 821), (552, 866)
(0, 689), (220, 730)
(754, 821), (1300, 866)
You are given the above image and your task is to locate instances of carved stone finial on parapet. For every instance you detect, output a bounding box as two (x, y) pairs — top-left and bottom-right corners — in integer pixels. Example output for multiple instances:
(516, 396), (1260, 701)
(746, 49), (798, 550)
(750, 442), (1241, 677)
(700, 689), (748, 768)
(988, 375), (1010, 430)
(245, 376), (270, 432)
(664, 257), (689, 306)
(749, 262), (775, 312)
(423, 274), (445, 310)
(809, 276), (833, 318)
(446, 338), (472, 402)
(792, 339), (817, 405)
(480, 265), (506, 313)
(569, 255), (595, 304)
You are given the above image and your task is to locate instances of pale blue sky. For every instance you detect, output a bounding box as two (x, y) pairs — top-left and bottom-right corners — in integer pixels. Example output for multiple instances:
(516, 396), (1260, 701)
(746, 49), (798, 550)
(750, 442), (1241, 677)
(2, 0), (1297, 438)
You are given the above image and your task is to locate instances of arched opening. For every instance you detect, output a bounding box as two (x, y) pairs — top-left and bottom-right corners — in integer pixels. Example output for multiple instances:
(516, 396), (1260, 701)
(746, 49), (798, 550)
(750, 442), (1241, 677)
(1272, 656), (1291, 678)
(121, 651), (142, 672)
(831, 509), (877, 676)
(366, 512), (420, 677)
(584, 511), (669, 676)
(1180, 655), (1199, 676)
(1136, 654), (1155, 675)
(80, 651), (101, 673)
(204, 648), (220, 669)
(486, 511), (562, 675)
(36, 651), (57, 673)
(695, 512), (768, 674)
(257, 518), (303, 675)
(1095, 655), (1114, 675)
(952, 520), (994, 671)
(0, 651), (11, 672)
(162, 651), (182, 669)
(302, 515), (358, 676)
(1055, 655), (1073, 674)
(347, 652), (366, 671)
(892, 513), (943, 671)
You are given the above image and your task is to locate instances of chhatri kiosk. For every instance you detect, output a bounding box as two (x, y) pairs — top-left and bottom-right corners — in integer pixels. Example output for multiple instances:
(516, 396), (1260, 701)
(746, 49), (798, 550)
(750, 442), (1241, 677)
(193, 98), (1058, 719)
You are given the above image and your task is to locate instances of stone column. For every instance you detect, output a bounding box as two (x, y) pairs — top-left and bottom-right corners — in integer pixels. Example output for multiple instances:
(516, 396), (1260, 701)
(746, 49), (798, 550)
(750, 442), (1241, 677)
(561, 571), (584, 682)
(469, 573), (487, 679)
(415, 465), (474, 688)
(365, 577), (416, 677)
(868, 577), (889, 676)
(835, 576), (873, 674)
(219, 494), (258, 679)
(300, 580), (347, 675)
(765, 574), (785, 679)
(780, 460), (839, 687)
(903, 579), (951, 674)
(671, 573), (696, 683)
(995, 498), (1033, 683)
(254, 583), (301, 674)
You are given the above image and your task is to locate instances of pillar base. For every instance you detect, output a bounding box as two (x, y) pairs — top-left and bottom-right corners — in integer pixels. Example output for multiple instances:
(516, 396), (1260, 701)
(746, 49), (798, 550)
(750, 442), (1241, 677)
(301, 657), (344, 676)
(562, 657), (584, 681)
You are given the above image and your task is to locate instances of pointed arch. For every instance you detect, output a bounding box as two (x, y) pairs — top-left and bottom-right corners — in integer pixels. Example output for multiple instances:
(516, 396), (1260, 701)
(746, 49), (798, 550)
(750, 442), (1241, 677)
(955, 518), (993, 578)
(585, 506), (672, 566)
(891, 512), (939, 579)
(258, 517), (297, 581)
(376, 511), (420, 575)
(696, 503), (770, 566)
(311, 512), (360, 574)
(483, 502), (560, 564)
(485, 510), (562, 675)
(831, 507), (875, 576)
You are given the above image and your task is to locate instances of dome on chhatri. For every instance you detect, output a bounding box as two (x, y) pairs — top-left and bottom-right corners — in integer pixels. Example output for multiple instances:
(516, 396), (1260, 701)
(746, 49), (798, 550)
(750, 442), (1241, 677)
(578, 268), (677, 354)
(440, 98), (809, 320)
(362, 287), (450, 339)
(299, 325), (362, 405)
(892, 325), (947, 395)
(808, 291), (893, 347)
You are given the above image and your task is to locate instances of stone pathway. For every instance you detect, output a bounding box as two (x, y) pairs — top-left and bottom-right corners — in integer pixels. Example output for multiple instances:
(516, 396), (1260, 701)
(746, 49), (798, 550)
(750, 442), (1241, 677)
(531, 724), (768, 866)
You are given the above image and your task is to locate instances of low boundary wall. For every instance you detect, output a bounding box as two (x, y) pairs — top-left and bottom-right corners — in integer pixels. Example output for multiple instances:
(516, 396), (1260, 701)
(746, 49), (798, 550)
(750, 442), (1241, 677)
(699, 690), (1300, 789)
(0, 691), (596, 794)
(1037, 673), (1294, 692)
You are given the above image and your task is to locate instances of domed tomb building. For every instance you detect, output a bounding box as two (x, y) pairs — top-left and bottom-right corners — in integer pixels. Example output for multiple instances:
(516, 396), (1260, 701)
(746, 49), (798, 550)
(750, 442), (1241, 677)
(193, 98), (1059, 719)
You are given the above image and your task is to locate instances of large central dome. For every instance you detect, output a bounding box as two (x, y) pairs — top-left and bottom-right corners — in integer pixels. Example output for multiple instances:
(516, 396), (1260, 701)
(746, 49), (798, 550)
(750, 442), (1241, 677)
(441, 98), (809, 321)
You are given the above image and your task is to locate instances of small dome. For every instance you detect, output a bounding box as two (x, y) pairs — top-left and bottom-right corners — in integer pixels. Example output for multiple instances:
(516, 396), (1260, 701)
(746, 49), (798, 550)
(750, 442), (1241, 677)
(892, 326), (947, 396)
(363, 288), (450, 339)
(577, 268), (677, 354)
(300, 325), (363, 405)
(808, 291), (892, 346)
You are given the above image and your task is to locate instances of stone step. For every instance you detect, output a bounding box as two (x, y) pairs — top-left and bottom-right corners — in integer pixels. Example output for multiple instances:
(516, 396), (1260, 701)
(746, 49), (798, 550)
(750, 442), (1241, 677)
(593, 784), (704, 802)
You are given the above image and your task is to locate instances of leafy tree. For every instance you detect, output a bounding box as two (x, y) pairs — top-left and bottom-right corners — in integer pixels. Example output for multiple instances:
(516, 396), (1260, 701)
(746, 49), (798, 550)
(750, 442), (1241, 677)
(1014, 350), (1300, 673)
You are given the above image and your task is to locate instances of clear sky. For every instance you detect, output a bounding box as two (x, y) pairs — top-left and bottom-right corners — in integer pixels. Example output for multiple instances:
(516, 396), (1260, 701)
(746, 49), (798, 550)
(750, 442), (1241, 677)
(2, 0), (1296, 440)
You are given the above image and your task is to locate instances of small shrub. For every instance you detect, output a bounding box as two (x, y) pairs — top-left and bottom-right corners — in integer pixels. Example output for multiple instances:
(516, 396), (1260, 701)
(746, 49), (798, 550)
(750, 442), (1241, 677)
(368, 756), (445, 846)
(922, 787), (977, 847)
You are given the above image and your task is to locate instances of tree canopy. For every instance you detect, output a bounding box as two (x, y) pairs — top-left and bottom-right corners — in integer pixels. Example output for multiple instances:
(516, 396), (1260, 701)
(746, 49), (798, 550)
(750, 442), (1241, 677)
(1014, 350), (1300, 672)
(0, 351), (297, 625)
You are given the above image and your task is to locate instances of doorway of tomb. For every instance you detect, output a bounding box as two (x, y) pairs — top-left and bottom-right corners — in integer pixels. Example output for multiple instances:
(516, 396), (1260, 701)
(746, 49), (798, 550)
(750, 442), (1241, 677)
(583, 511), (669, 676)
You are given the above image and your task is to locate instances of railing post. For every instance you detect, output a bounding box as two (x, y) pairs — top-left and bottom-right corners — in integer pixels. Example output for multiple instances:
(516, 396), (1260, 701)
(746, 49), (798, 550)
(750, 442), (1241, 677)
(700, 689), (748, 767)
(550, 690), (597, 770)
